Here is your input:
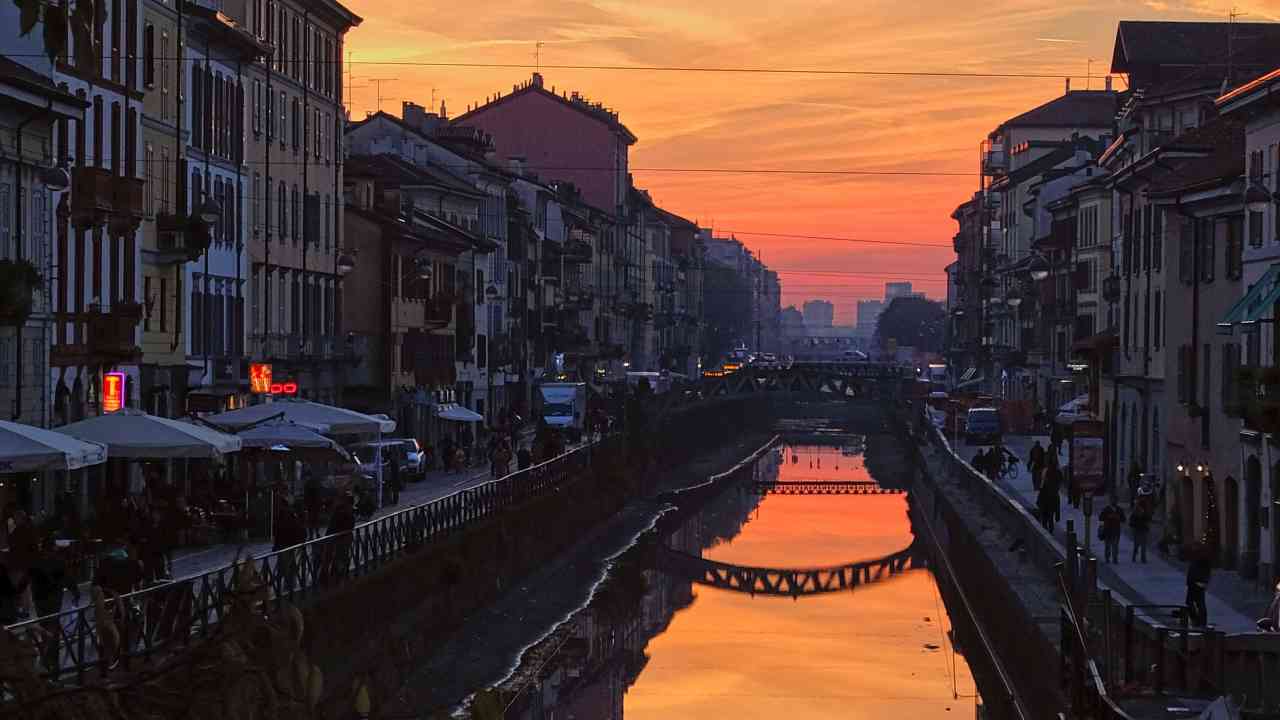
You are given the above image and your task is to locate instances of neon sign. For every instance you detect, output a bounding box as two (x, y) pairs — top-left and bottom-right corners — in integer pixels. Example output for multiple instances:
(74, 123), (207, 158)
(269, 381), (298, 395)
(102, 372), (126, 413)
(250, 363), (273, 393)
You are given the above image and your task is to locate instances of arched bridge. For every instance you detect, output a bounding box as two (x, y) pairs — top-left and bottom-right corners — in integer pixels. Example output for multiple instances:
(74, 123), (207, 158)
(750, 481), (906, 496)
(656, 544), (923, 597)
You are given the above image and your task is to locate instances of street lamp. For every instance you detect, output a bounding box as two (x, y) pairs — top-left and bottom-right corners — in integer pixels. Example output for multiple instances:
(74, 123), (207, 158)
(1029, 254), (1050, 281)
(1246, 183), (1272, 214)
(336, 252), (357, 277)
(39, 161), (70, 192)
(196, 195), (222, 224)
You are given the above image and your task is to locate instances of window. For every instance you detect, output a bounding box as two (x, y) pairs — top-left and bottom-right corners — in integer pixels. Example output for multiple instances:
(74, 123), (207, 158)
(279, 91), (286, 143)
(291, 97), (300, 151)
(159, 277), (167, 331)
(192, 286), (205, 355)
(1153, 290), (1162, 349)
(1153, 208), (1163, 271)
(144, 276), (152, 331)
(191, 71), (203, 150)
(1201, 219), (1215, 282)
(1143, 204), (1152, 271)
(143, 24), (155, 86)
(278, 181), (287, 239)
(252, 79), (262, 134)
(1227, 215), (1244, 280)
(144, 142), (155, 216)
(1177, 344), (1189, 403)
(1203, 342), (1212, 447)
(1223, 343), (1239, 408)
(291, 185), (299, 244)
(1251, 210), (1264, 248)
(1179, 219), (1194, 284)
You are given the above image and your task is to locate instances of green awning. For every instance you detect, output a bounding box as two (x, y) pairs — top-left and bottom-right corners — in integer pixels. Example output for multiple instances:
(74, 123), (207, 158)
(1219, 263), (1280, 334)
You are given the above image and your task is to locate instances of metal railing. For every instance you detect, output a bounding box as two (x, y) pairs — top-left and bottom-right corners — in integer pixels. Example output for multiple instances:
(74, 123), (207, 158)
(7, 436), (617, 683)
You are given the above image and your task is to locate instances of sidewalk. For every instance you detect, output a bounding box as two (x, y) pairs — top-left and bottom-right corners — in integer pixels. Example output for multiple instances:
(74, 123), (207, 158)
(979, 434), (1267, 634)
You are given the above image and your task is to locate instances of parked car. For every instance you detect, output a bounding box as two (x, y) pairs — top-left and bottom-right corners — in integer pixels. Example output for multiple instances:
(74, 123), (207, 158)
(964, 407), (1002, 445)
(348, 441), (413, 482)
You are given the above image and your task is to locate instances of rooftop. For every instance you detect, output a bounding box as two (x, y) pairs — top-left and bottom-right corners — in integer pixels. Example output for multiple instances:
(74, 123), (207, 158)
(1111, 21), (1280, 74)
(451, 73), (637, 145)
(1147, 116), (1246, 195)
(998, 90), (1118, 131)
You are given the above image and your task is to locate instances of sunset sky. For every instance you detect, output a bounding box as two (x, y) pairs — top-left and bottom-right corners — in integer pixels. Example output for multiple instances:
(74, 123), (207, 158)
(342, 0), (1280, 323)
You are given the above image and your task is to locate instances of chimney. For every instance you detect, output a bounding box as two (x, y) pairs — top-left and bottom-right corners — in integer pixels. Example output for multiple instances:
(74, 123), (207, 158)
(1065, 77), (1071, 94)
(1105, 75), (1112, 91)
(532, 72), (544, 88)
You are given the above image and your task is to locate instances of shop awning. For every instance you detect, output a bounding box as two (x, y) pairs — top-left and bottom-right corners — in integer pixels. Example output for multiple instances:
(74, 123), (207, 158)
(1219, 263), (1280, 334)
(0, 419), (107, 472)
(437, 404), (483, 423)
(1072, 330), (1118, 353)
(56, 409), (241, 459)
(236, 420), (352, 462)
(206, 399), (396, 435)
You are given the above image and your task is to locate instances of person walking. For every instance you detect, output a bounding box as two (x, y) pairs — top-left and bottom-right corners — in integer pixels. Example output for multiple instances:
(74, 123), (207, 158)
(1127, 462), (1144, 509)
(1042, 458), (1064, 524)
(1099, 499), (1126, 564)
(386, 452), (402, 505)
(1037, 481), (1059, 533)
(1130, 492), (1152, 563)
(1186, 543), (1212, 627)
(1027, 440), (1046, 491)
(1258, 581), (1280, 632)
(325, 494), (356, 582)
(303, 468), (322, 541)
(971, 448), (988, 477)
(7, 511), (38, 618)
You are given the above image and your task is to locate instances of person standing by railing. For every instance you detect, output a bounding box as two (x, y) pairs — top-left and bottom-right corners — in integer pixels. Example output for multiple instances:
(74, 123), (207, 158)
(1185, 542), (1212, 627)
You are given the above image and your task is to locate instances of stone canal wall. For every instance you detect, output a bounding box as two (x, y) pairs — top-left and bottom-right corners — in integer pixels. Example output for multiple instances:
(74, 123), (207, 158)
(892, 411), (1066, 720)
(304, 395), (779, 716)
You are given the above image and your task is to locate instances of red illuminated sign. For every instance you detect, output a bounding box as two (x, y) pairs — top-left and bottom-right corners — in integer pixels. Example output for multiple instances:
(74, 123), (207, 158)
(269, 381), (298, 395)
(102, 372), (126, 413)
(250, 363), (273, 393)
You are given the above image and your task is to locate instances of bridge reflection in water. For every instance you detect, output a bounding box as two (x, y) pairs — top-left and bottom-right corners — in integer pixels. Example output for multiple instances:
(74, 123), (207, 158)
(501, 437), (977, 720)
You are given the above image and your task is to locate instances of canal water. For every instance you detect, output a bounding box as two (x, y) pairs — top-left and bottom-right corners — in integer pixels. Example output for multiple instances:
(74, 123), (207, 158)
(499, 436), (979, 719)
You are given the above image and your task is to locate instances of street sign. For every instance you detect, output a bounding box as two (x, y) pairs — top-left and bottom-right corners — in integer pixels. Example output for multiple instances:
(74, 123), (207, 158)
(102, 372), (126, 413)
(249, 363), (273, 393)
(1071, 419), (1106, 494)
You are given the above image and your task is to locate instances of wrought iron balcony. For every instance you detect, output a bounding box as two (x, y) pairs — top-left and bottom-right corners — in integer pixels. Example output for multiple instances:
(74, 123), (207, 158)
(70, 166), (114, 229)
(109, 177), (146, 234)
(154, 213), (212, 264)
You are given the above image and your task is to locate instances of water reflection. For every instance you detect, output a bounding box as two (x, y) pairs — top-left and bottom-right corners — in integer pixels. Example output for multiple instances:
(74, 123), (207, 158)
(502, 440), (977, 720)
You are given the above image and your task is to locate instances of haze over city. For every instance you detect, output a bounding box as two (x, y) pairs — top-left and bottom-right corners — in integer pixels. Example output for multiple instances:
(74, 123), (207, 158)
(342, 0), (1277, 322)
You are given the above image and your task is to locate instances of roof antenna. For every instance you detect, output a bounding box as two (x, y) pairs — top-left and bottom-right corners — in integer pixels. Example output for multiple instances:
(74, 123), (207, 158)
(1086, 58), (1096, 90)
(1227, 7), (1246, 92)
(535, 41), (544, 74)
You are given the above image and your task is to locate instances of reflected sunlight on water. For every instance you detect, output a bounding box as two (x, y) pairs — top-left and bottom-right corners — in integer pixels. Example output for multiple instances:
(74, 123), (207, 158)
(624, 443), (978, 719)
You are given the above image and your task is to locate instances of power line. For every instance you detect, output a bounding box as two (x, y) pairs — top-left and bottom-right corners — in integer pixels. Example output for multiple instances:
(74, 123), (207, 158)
(17, 53), (1108, 80)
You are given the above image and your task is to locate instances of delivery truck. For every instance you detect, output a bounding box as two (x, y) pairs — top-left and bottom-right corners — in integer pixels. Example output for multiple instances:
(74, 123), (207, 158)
(537, 382), (587, 442)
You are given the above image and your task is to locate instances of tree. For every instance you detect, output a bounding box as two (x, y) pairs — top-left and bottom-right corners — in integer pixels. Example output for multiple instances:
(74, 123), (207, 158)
(701, 263), (751, 363)
(875, 296), (945, 353)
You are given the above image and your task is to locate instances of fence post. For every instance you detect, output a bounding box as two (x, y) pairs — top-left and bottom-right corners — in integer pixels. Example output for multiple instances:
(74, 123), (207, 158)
(1125, 605), (1135, 685)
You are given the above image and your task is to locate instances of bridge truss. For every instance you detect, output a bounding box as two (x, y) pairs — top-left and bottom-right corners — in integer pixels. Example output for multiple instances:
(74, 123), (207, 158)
(657, 544), (923, 597)
(750, 481), (906, 496)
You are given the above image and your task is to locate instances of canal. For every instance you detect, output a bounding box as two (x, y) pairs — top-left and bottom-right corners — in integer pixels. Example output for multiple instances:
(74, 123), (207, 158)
(496, 435), (980, 719)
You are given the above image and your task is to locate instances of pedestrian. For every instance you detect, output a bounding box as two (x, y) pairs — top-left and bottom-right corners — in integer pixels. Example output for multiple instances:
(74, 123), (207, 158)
(303, 468), (322, 540)
(325, 493), (356, 581)
(454, 446), (466, 474)
(6, 510), (38, 618)
(1099, 499), (1126, 564)
(273, 503), (307, 552)
(30, 538), (79, 619)
(971, 448), (988, 477)
(1258, 581), (1280, 632)
(1185, 543), (1212, 627)
(1037, 482), (1059, 533)
(1043, 459), (1064, 524)
(1130, 494), (1152, 563)
(387, 453), (402, 505)
(1027, 440), (1046, 491)
(1127, 462), (1144, 508)
(1050, 421), (1063, 450)
(517, 445), (532, 471)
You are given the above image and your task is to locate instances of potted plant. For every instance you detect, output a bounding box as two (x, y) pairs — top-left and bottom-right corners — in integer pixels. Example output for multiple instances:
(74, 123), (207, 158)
(0, 258), (42, 325)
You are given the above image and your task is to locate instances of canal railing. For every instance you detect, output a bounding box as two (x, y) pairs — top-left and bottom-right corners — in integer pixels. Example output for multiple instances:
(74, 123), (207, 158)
(915, 406), (1280, 716)
(5, 434), (619, 685)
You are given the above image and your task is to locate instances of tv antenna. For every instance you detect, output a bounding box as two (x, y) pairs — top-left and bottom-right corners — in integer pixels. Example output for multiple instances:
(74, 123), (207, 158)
(369, 78), (399, 112)
(535, 41), (544, 73)
(1086, 58), (1096, 89)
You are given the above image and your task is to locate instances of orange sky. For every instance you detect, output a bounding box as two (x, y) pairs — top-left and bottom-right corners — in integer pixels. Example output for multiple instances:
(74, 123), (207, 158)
(342, 0), (1280, 323)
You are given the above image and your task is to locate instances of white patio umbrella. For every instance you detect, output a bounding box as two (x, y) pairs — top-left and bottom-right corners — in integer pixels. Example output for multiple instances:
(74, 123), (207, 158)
(0, 419), (108, 472)
(206, 399), (396, 435)
(236, 420), (352, 461)
(437, 404), (483, 423)
(55, 409), (242, 458)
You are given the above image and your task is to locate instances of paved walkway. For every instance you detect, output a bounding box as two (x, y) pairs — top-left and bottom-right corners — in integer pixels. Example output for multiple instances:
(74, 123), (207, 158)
(968, 434), (1263, 634)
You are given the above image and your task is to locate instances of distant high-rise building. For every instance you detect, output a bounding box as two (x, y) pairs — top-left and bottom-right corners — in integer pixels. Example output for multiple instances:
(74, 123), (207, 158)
(885, 282), (914, 300)
(856, 299), (884, 338)
(802, 300), (834, 328)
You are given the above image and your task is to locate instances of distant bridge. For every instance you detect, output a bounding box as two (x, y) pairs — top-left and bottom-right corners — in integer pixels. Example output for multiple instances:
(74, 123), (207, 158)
(650, 362), (913, 413)
(656, 544), (923, 597)
(750, 481), (906, 496)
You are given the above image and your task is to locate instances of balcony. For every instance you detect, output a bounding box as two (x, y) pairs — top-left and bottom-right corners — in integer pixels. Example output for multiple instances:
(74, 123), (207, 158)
(425, 291), (456, 328)
(1102, 275), (1121, 302)
(1233, 367), (1280, 430)
(87, 299), (144, 361)
(561, 288), (595, 312)
(982, 143), (1007, 176)
(70, 167), (114, 229)
(562, 238), (593, 264)
(110, 177), (145, 234)
(154, 213), (212, 264)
